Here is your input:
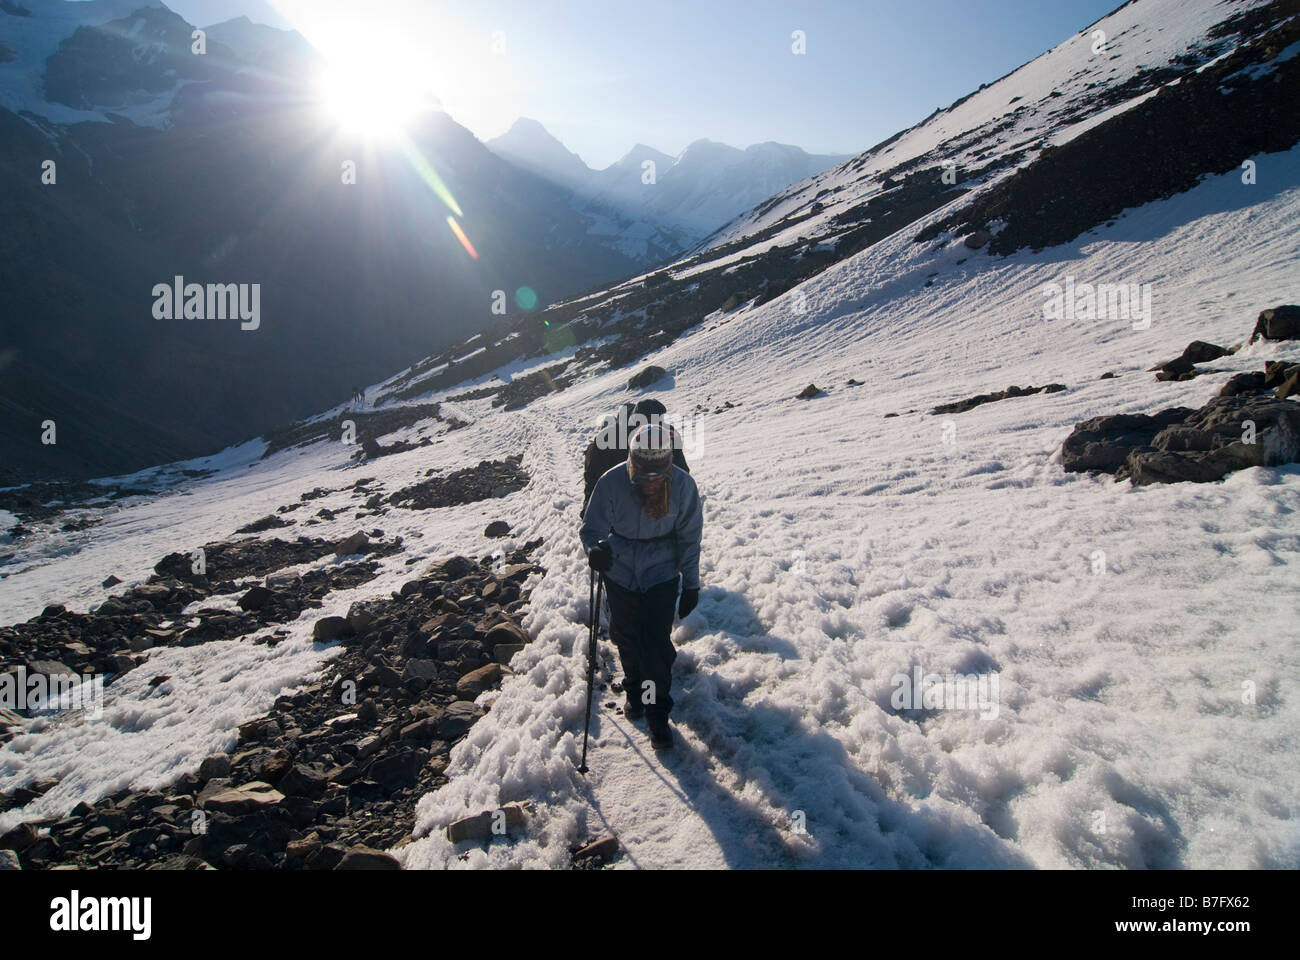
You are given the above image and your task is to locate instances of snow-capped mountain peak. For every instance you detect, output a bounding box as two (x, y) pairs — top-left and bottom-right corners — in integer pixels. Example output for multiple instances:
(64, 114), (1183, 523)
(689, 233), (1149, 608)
(486, 116), (594, 190)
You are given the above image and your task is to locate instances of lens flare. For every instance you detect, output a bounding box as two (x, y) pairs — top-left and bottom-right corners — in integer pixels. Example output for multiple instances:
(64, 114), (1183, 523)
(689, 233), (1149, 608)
(446, 216), (479, 259)
(400, 138), (463, 218)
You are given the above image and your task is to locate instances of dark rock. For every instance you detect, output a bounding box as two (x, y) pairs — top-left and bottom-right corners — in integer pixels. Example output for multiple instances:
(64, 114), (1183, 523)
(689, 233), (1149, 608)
(1180, 340), (1231, 364)
(388, 461), (529, 511)
(366, 749), (423, 786)
(1220, 371), (1267, 397)
(144, 854), (214, 870)
(198, 754), (232, 781)
(335, 532), (371, 557)
(627, 365), (667, 390)
(1249, 305), (1300, 343)
(237, 586), (274, 612)
(101, 575), (122, 588)
(1065, 395), (1300, 485)
(1061, 408), (1193, 473)
(313, 616), (355, 641)
(1264, 361), (1294, 388)
(456, 663), (502, 699)
(933, 383), (1066, 415)
(484, 521), (511, 538)
(346, 604), (376, 633)
(236, 515), (291, 535)
(360, 662), (402, 688)
(1127, 396), (1300, 485)
(278, 764), (329, 799)
(795, 383), (822, 400)
(402, 659), (438, 682)
(573, 834), (620, 865)
(0, 823), (38, 853)
(306, 843), (347, 871)
(437, 701), (484, 740)
(399, 716), (443, 742)
(334, 846), (401, 870)
(964, 229), (991, 249)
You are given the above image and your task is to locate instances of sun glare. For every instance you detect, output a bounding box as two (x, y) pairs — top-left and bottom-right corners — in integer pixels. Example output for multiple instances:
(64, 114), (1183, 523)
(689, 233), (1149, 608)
(313, 26), (437, 138)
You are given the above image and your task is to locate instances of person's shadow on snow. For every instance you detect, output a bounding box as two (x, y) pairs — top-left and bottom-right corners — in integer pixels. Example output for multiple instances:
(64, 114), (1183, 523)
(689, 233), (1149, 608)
(649, 587), (1038, 868)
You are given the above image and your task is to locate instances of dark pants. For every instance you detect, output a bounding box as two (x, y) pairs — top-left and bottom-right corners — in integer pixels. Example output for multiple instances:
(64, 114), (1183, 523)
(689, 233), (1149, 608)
(604, 576), (679, 723)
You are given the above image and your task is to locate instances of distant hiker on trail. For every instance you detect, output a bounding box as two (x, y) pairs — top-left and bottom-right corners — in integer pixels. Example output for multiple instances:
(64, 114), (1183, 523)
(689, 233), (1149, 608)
(580, 398), (689, 517)
(580, 422), (703, 749)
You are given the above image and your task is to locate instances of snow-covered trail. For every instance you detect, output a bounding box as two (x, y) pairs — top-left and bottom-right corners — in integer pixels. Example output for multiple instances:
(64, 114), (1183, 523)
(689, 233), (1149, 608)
(4, 145), (1298, 867)
(403, 148), (1300, 870)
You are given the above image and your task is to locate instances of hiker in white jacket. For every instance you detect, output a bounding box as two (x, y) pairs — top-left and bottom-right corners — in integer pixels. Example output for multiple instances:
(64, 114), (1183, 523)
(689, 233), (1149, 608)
(580, 423), (702, 748)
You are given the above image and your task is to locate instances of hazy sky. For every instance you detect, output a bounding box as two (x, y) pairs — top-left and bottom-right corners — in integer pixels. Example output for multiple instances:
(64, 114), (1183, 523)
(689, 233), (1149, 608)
(163, 0), (1122, 168)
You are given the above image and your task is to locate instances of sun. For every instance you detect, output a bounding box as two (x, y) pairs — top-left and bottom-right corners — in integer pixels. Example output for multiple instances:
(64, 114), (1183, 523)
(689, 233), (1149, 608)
(312, 27), (438, 138)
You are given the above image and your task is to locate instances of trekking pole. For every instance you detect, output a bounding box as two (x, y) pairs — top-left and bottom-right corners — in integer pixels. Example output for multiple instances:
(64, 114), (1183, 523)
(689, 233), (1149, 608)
(578, 570), (603, 773)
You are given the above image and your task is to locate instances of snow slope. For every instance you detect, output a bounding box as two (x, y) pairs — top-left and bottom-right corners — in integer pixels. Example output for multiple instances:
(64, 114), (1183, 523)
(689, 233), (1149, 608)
(388, 144), (1300, 870)
(0, 0), (176, 126)
(5, 140), (1295, 866)
(705, 0), (1274, 255)
(2, 0), (1297, 869)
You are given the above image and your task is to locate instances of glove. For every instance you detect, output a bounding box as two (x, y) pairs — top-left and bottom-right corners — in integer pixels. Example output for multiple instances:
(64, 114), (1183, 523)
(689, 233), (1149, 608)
(588, 540), (613, 573)
(678, 588), (699, 618)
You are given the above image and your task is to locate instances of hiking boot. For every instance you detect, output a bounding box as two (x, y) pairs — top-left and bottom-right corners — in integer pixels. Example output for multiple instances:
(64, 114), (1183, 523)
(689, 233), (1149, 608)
(648, 716), (673, 750)
(623, 696), (645, 720)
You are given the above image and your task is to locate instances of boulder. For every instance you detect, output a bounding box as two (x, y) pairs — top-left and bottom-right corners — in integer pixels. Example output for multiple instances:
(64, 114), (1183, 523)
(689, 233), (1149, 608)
(1219, 371), (1267, 397)
(484, 520), (511, 538)
(1126, 396), (1300, 485)
(795, 383), (822, 400)
(1152, 354), (1195, 379)
(25, 659), (76, 679)
(964, 229), (992, 249)
(484, 621), (530, 648)
(278, 764), (329, 799)
(456, 663), (502, 699)
(346, 604), (376, 633)
(494, 643), (526, 664)
(437, 701), (484, 740)
(445, 801), (530, 843)
(197, 754), (232, 781)
(1060, 408), (1192, 473)
(366, 749), (423, 786)
(1264, 361), (1295, 387)
(0, 823), (38, 853)
(237, 586), (274, 612)
(334, 532), (371, 557)
(1180, 340), (1231, 364)
(201, 781), (284, 815)
(399, 716), (444, 742)
(573, 834), (620, 864)
(313, 616), (354, 641)
(627, 365), (667, 390)
(0, 850), (19, 870)
(334, 846), (401, 870)
(1249, 305), (1300, 343)
(402, 659), (438, 682)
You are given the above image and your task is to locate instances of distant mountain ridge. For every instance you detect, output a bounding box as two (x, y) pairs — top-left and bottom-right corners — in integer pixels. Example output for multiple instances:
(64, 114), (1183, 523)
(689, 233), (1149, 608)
(0, 1), (651, 479)
(486, 117), (850, 259)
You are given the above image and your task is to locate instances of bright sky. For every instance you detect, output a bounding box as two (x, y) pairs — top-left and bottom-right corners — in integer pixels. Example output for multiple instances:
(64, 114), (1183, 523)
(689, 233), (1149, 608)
(165, 0), (1123, 168)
